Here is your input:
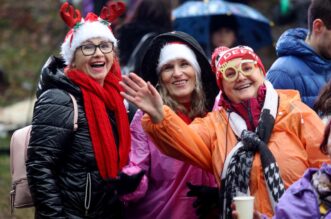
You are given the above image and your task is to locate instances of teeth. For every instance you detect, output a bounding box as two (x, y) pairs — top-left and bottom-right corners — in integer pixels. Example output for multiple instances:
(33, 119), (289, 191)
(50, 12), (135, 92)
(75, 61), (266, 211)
(173, 80), (187, 85)
(236, 84), (250, 90)
(91, 63), (105, 67)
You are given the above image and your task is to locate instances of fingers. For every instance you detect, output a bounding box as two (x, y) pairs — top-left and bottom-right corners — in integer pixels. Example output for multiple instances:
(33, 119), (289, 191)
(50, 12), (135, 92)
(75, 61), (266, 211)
(121, 75), (143, 94)
(193, 199), (201, 208)
(186, 182), (199, 190)
(231, 202), (236, 211)
(120, 74), (153, 100)
(231, 210), (239, 219)
(128, 73), (148, 87)
(187, 190), (196, 197)
(186, 182), (194, 189)
(147, 82), (158, 96)
(120, 91), (136, 106)
(187, 182), (199, 197)
(253, 211), (262, 219)
(119, 81), (137, 98)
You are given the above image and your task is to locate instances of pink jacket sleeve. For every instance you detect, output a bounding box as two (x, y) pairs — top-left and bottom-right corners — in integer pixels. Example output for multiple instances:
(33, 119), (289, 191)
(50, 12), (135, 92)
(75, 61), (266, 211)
(120, 110), (150, 202)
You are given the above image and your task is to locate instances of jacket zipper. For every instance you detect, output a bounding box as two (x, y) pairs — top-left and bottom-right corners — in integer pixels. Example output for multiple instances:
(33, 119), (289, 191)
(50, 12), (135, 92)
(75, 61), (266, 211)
(84, 172), (91, 216)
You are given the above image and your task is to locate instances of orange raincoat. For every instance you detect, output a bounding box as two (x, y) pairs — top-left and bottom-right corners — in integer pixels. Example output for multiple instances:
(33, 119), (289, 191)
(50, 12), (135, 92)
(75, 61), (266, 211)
(142, 89), (329, 217)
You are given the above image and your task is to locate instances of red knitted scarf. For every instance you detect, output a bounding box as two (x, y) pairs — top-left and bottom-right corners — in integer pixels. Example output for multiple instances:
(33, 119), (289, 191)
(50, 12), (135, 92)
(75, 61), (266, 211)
(67, 66), (130, 179)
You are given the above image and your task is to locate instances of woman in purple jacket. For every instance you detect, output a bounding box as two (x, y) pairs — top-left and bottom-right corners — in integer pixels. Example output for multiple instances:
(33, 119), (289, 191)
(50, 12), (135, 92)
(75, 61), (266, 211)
(232, 119), (331, 219)
(121, 31), (219, 219)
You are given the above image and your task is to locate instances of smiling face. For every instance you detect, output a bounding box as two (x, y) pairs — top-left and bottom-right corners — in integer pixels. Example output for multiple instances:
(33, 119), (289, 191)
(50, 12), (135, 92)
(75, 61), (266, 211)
(221, 58), (264, 103)
(71, 37), (114, 86)
(159, 58), (196, 104)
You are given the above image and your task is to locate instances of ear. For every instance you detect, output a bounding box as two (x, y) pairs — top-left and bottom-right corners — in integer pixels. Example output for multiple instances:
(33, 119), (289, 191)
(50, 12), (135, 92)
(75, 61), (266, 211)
(312, 19), (326, 33)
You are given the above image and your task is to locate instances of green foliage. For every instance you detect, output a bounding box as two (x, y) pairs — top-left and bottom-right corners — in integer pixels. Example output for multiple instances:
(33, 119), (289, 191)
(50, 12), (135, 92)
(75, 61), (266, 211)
(0, 1), (71, 217)
(0, 0), (66, 106)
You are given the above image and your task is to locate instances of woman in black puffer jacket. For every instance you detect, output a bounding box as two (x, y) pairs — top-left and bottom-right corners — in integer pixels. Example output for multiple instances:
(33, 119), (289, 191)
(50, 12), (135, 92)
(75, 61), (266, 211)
(26, 2), (143, 219)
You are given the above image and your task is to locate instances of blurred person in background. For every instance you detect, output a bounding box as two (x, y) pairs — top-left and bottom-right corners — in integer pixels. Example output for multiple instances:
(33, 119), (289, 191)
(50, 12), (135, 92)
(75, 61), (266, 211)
(116, 0), (173, 121)
(121, 31), (219, 219)
(267, 0), (331, 109)
(26, 2), (143, 218)
(209, 15), (239, 108)
(120, 45), (329, 218)
(209, 15), (239, 51)
(116, 0), (172, 76)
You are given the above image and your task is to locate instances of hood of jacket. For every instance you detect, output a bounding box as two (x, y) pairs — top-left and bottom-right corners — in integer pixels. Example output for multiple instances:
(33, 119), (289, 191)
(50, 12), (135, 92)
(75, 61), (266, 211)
(36, 56), (80, 98)
(140, 31), (219, 112)
(276, 28), (331, 72)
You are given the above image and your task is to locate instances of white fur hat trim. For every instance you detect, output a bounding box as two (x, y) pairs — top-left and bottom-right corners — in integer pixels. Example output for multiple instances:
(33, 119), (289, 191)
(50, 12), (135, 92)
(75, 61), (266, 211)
(61, 20), (117, 65)
(157, 43), (201, 78)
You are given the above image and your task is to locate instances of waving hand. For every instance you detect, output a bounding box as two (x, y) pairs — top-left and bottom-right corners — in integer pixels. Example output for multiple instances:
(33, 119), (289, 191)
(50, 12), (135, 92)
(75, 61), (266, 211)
(120, 73), (164, 123)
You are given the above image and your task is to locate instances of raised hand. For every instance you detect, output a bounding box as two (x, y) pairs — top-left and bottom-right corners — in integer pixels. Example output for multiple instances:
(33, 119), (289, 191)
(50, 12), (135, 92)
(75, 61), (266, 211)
(119, 73), (164, 123)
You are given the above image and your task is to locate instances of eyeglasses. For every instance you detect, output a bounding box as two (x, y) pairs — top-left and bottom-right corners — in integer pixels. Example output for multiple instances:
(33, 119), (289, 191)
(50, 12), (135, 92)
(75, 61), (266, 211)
(218, 59), (257, 82)
(79, 42), (114, 56)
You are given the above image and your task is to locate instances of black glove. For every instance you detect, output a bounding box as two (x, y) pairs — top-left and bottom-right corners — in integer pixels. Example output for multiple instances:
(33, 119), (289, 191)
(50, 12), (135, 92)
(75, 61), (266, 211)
(106, 170), (145, 196)
(187, 182), (220, 219)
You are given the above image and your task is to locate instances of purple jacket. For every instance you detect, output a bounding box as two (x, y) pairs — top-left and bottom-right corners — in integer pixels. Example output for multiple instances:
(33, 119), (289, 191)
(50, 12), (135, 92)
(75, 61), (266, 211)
(263, 165), (331, 219)
(124, 110), (217, 219)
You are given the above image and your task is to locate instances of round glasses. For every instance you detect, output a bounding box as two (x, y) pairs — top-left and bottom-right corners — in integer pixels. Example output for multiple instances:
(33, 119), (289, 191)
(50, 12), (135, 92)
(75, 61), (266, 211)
(79, 42), (114, 56)
(218, 59), (257, 82)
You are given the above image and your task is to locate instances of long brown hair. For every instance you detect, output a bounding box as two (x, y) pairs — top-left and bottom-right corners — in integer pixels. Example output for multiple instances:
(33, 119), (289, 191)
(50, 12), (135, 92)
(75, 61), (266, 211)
(314, 80), (331, 116)
(320, 120), (331, 155)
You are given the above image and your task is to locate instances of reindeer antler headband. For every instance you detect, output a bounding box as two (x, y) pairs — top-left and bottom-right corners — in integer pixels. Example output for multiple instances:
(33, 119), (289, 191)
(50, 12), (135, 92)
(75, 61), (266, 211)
(60, 1), (126, 65)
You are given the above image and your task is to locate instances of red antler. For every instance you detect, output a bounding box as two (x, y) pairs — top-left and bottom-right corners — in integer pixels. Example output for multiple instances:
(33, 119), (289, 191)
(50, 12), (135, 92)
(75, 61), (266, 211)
(60, 2), (82, 28)
(100, 1), (126, 22)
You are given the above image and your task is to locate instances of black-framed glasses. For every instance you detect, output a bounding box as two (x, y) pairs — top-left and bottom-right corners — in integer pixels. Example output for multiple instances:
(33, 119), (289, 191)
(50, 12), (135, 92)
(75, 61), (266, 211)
(79, 42), (114, 56)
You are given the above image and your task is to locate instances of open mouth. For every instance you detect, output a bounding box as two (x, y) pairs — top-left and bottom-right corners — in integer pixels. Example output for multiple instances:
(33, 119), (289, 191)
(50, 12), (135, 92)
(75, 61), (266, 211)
(90, 62), (105, 68)
(172, 79), (188, 86)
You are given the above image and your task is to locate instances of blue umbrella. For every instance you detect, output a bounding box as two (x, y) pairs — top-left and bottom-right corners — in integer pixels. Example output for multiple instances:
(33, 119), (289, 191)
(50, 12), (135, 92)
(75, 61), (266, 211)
(173, 0), (273, 56)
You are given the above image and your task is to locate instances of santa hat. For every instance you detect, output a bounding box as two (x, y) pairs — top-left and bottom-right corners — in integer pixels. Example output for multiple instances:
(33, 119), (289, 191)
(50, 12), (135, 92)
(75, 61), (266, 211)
(157, 42), (201, 79)
(59, 2), (125, 65)
(211, 45), (266, 89)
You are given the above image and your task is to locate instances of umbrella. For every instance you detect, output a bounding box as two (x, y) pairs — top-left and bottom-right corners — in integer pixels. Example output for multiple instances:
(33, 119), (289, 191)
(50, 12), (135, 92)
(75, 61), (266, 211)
(173, 0), (273, 56)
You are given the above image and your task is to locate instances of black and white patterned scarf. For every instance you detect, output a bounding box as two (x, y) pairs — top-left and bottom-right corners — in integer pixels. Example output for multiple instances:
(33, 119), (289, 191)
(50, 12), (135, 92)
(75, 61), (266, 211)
(219, 81), (285, 219)
(312, 163), (331, 218)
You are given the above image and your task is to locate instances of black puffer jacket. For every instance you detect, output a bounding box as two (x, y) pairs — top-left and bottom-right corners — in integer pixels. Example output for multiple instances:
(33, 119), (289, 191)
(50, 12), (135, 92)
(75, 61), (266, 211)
(26, 56), (123, 219)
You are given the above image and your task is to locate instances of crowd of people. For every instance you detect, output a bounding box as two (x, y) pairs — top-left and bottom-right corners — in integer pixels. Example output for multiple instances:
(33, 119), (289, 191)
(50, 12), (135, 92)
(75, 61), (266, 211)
(24, 0), (331, 218)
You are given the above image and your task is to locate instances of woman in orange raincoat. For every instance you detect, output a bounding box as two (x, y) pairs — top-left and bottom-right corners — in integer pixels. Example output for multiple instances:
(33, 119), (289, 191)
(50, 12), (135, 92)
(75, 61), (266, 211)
(119, 45), (329, 218)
